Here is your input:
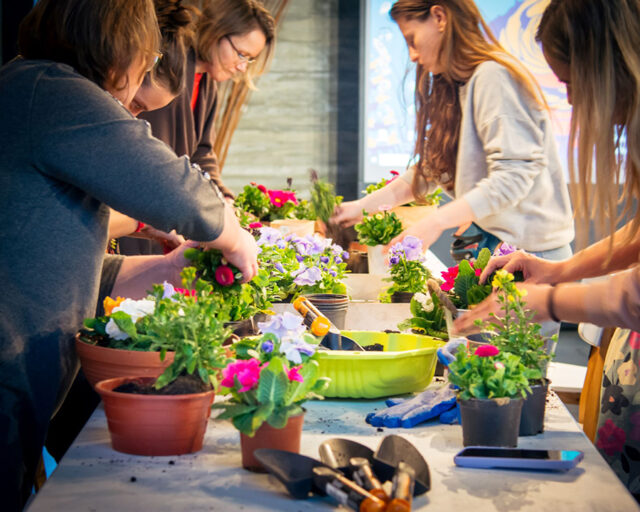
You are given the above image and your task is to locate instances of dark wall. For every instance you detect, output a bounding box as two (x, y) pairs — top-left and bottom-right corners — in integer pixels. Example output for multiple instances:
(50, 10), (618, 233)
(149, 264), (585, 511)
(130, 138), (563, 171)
(2, 0), (33, 65)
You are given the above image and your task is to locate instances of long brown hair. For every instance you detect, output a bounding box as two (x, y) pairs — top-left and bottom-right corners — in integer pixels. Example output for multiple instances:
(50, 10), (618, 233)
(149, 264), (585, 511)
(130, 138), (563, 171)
(190, 0), (276, 88)
(537, 0), (640, 249)
(144, 0), (197, 95)
(18, 0), (160, 93)
(389, 0), (546, 199)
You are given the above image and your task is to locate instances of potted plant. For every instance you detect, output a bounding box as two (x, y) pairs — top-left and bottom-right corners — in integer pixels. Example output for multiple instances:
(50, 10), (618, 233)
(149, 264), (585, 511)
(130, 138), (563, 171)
(213, 312), (330, 472)
(397, 290), (449, 339)
(448, 343), (533, 447)
(354, 206), (403, 274)
(477, 269), (553, 436)
(94, 268), (232, 456)
(380, 236), (431, 303)
(440, 247), (493, 310)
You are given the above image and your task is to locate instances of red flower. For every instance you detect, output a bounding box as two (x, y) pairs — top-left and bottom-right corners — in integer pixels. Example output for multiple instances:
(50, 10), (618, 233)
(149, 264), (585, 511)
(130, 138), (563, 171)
(630, 332), (640, 350)
(250, 181), (257, 186)
(268, 189), (298, 207)
(475, 268), (482, 277)
(596, 419), (627, 456)
(257, 184), (267, 194)
(390, 170), (399, 176)
(174, 287), (196, 297)
(440, 266), (459, 292)
(215, 265), (235, 286)
(474, 344), (499, 357)
(249, 222), (263, 229)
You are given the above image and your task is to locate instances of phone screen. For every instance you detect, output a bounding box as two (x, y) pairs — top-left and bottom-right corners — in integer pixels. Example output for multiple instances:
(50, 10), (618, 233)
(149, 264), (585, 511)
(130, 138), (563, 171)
(458, 448), (583, 461)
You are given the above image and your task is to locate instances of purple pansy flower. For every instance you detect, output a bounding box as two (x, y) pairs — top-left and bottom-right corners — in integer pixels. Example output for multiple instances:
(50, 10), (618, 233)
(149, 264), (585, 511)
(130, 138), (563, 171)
(261, 340), (274, 353)
(494, 242), (518, 257)
(274, 262), (285, 273)
(257, 227), (284, 247)
(258, 312), (306, 340)
(293, 266), (322, 286)
(320, 256), (330, 264)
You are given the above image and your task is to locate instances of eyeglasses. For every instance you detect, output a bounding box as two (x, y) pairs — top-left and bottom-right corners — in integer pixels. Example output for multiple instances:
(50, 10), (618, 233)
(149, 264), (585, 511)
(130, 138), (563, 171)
(225, 36), (256, 65)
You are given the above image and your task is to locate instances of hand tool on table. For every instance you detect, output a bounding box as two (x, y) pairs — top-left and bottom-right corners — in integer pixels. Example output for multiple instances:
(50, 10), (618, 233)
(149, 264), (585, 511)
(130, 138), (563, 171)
(293, 296), (364, 351)
(427, 278), (459, 338)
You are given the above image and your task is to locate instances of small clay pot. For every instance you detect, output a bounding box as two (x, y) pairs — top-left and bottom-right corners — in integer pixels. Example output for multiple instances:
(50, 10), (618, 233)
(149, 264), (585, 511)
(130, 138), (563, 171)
(240, 413), (305, 472)
(95, 376), (215, 456)
(519, 379), (550, 436)
(458, 397), (523, 447)
(75, 334), (174, 388)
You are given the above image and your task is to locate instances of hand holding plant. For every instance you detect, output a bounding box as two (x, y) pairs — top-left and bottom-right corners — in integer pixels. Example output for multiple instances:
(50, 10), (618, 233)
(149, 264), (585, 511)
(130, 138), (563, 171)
(441, 247), (492, 309)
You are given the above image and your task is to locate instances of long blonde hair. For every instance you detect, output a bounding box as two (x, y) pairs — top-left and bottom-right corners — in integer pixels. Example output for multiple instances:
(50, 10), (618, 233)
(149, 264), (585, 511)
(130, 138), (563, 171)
(537, 0), (640, 249)
(389, 0), (547, 199)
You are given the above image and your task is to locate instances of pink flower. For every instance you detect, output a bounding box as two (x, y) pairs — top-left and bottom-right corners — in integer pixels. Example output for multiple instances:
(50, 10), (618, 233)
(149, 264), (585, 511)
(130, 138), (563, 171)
(257, 184), (267, 194)
(630, 332), (640, 350)
(378, 204), (392, 212)
(474, 344), (500, 357)
(440, 266), (459, 292)
(221, 359), (262, 392)
(249, 222), (263, 229)
(268, 189), (298, 207)
(287, 366), (304, 383)
(215, 265), (235, 286)
(475, 268), (482, 277)
(174, 287), (196, 297)
(596, 419), (627, 456)
(390, 170), (399, 176)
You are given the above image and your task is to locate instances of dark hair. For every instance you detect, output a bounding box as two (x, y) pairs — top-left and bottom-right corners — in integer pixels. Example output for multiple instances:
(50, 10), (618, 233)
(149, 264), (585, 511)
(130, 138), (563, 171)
(18, 0), (160, 92)
(390, 0), (545, 198)
(145, 0), (197, 95)
(193, 0), (276, 86)
(537, 0), (640, 249)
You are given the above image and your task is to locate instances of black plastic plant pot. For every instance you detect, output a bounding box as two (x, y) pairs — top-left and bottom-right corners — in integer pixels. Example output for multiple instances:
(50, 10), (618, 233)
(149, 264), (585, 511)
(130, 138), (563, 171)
(253, 449), (333, 500)
(519, 379), (550, 436)
(458, 397), (523, 447)
(390, 291), (414, 303)
(318, 438), (374, 478)
(305, 294), (349, 330)
(374, 435), (431, 496)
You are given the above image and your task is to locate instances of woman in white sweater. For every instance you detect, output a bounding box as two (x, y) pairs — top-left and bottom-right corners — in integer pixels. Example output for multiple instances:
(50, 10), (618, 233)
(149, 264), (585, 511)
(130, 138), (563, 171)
(332, 0), (574, 260)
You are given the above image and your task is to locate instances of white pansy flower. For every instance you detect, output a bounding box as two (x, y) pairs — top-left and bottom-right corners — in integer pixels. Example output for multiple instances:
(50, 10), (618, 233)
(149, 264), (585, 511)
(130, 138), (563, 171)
(112, 298), (156, 323)
(414, 292), (434, 313)
(105, 319), (129, 340)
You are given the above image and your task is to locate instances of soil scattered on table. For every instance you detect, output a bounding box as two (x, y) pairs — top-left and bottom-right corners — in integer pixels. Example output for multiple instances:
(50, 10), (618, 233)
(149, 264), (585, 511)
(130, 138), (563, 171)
(363, 343), (384, 352)
(113, 375), (210, 395)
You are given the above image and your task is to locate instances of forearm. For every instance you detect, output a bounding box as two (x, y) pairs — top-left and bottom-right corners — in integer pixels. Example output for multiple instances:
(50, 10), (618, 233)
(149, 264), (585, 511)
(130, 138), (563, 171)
(108, 209), (138, 239)
(555, 222), (640, 283)
(429, 197), (477, 232)
(110, 255), (180, 299)
(359, 177), (414, 212)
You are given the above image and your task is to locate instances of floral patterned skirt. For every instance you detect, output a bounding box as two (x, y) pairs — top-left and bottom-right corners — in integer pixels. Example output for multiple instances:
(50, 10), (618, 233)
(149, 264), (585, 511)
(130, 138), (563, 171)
(595, 329), (640, 501)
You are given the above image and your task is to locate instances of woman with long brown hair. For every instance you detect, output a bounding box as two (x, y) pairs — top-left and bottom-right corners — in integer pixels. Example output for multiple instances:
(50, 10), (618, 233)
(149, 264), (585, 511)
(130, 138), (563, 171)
(333, 0), (574, 262)
(455, 0), (640, 498)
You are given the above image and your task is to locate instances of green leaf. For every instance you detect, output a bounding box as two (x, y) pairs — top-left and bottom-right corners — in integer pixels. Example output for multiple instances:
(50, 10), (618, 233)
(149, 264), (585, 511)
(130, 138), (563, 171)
(475, 248), (491, 271)
(257, 359), (288, 405)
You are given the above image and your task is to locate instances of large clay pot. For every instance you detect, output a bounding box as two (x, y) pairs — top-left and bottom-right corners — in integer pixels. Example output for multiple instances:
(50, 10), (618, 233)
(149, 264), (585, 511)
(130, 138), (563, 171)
(75, 334), (174, 388)
(240, 413), (305, 472)
(391, 205), (436, 230)
(95, 376), (215, 456)
(270, 219), (315, 237)
(458, 397), (523, 447)
(519, 379), (550, 436)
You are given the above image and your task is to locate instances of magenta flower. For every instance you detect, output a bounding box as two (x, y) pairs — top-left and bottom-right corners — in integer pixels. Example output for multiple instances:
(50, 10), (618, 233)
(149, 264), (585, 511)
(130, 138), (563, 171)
(221, 359), (262, 392)
(249, 222), (263, 229)
(596, 419), (627, 456)
(257, 184), (268, 194)
(215, 265), (235, 287)
(440, 266), (459, 292)
(474, 345), (499, 357)
(287, 366), (304, 383)
(268, 189), (298, 207)
(390, 170), (399, 176)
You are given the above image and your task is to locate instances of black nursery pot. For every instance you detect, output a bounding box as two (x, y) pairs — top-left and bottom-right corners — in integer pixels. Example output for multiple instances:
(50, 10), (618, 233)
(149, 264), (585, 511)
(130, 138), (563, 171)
(390, 291), (414, 303)
(305, 294), (349, 330)
(458, 397), (523, 447)
(519, 379), (550, 436)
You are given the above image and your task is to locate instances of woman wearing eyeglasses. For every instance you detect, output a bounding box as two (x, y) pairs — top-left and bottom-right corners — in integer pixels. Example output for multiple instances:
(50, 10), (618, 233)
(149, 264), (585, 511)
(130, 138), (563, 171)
(137, 0), (276, 201)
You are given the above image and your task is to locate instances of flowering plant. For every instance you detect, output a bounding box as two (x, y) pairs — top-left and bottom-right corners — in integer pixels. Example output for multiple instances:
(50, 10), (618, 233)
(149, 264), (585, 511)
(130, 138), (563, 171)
(363, 170), (443, 206)
(380, 236), (431, 301)
(256, 227), (349, 300)
(354, 207), (403, 246)
(447, 344), (533, 401)
(81, 267), (232, 390)
(441, 247), (492, 309)
(234, 181), (304, 222)
(475, 270), (552, 379)
(184, 248), (270, 320)
(212, 313), (330, 436)
(397, 291), (448, 338)
(363, 170), (400, 195)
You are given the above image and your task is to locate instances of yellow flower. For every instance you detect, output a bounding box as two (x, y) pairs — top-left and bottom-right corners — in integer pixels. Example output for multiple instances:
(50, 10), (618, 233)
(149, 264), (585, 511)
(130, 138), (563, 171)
(103, 296), (125, 316)
(515, 286), (528, 298)
(375, 213), (383, 220)
(507, 294), (515, 302)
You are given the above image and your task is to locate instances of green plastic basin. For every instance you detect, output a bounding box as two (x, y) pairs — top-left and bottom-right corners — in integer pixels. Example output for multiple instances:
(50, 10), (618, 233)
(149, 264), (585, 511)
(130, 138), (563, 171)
(316, 331), (446, 399)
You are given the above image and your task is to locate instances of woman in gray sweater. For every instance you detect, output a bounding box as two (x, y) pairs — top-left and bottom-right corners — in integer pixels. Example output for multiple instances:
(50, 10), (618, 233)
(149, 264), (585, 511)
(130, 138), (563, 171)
(333, 0), (574, 261)
(0, 0), (257, 509)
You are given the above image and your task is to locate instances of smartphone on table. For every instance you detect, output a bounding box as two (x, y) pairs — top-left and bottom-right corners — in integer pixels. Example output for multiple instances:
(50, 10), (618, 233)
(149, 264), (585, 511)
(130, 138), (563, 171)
(454, 447), (584, 472)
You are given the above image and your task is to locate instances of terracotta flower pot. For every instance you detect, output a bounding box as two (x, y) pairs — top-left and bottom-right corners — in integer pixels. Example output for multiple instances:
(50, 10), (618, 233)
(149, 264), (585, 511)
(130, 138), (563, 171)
(240, 413), (305, 472)
(95, 376), (215, 456)
(75, 334), (174, 388)
(391, 205), (436, 230)
(458, 397), (523, 447)
(270, 219), (315, 237)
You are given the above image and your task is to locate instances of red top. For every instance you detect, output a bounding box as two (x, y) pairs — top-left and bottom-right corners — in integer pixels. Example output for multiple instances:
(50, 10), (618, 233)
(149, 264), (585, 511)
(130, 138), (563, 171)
(190, 72), (203, 111)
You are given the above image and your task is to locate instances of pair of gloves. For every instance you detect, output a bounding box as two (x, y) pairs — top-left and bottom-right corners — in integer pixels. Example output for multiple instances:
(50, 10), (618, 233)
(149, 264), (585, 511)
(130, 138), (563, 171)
(365, 338), (466, 428)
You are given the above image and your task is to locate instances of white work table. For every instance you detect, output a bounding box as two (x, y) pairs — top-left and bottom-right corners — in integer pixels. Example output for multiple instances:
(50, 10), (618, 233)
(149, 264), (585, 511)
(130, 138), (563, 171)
(28, 393), (639, 512)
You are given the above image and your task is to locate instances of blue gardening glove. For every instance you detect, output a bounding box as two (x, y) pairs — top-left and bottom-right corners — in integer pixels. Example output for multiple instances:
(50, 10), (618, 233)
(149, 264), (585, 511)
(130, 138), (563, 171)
(366, 384), (457, 428)
(437, 337), (467, 367)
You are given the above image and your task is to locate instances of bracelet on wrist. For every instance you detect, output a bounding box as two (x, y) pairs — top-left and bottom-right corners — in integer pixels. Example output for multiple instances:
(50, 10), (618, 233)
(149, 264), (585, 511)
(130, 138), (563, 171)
(547, 285), (561, 323)
(135, 221), (146, 233)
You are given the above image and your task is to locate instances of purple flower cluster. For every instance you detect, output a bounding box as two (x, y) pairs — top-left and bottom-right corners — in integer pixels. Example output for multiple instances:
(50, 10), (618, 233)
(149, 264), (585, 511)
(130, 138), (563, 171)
(493, 242), (518, 257)
(388, 236), (424, 267)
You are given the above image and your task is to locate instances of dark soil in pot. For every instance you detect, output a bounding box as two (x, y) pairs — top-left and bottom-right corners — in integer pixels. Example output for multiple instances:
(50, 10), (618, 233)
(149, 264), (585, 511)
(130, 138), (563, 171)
(113, 375), (210, 395)
(519, 378), (549, 436)
(391, 291), (414, 303)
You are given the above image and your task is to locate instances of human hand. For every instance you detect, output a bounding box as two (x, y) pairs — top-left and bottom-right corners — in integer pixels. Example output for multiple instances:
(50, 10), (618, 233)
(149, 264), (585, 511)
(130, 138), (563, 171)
(330, 199), (364, 228)
(479, 250), (562, 285)
(452, 282), (554, 333)
(365, 384), (457, 428)
(134, 224), (186, 251)
(162, 240), (201, 285)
